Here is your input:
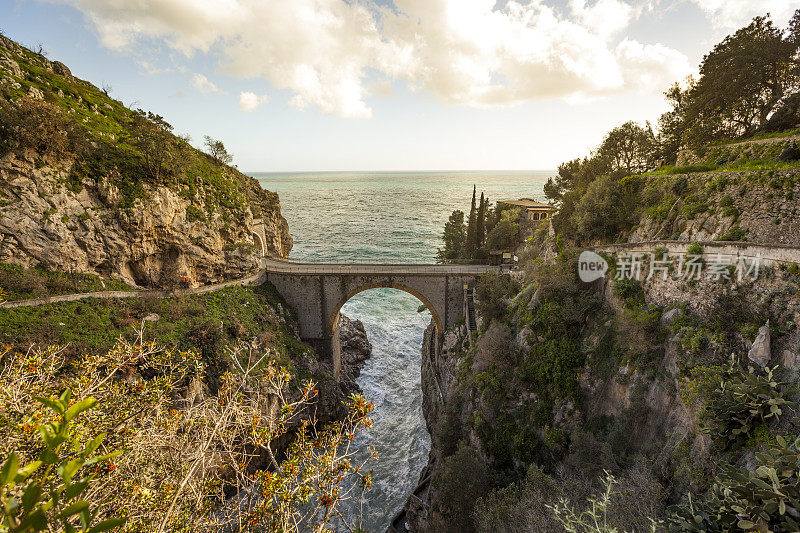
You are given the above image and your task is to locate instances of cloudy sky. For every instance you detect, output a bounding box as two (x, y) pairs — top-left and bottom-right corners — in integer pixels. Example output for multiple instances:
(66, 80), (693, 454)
(1, 0), (796, 171)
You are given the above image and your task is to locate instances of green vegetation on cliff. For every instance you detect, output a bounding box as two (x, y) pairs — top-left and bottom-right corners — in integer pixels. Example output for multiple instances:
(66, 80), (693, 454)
(427, 234), (800, 532)
(0, 34), (276, 218)
(0, 277), (375, 532)
(437, 186), (526, 263)
(539, 11), (800, 246)
(0, 262), (134, 301)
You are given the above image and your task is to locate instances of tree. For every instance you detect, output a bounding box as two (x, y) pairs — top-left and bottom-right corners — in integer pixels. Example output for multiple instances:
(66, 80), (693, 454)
(657, 81), (692, 164)
(465, 185), (478, 259)
(438, 210), (466, 263)
(130, 110), (179, 183)
(570, 174), (640, 242)
(543, 152), (616, 204)
(203, 135), (233, 165)
(597, 121), (657, 176)
(476, 192), (487, 249)
(486, 207), (521, 251)
(682, 12), (800, 145)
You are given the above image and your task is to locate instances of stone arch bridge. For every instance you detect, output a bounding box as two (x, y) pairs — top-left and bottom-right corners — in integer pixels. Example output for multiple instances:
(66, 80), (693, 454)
(261, 258), (495, 379)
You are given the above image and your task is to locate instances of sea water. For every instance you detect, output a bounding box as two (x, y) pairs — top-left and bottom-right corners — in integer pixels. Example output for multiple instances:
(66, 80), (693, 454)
(251, 171), (550, 531)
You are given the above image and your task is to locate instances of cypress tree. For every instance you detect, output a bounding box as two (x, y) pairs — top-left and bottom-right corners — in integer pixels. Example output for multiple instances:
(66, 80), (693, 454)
(476, 192), (486, 249)
(465, 185), (477, 259)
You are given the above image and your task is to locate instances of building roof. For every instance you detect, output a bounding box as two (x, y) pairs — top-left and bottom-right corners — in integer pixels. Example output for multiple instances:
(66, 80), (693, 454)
(497, 198), (554, 210)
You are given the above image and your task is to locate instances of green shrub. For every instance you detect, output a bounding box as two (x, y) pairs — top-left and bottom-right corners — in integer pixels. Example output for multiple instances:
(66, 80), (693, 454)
(474, 271), (521, 323)
(648, 197), (675, 222)
(476, 464), (663, 533)
(701, 357), (792, 447)
(0, 391), (125, 532)
(669, 435), (800, 532)
(681, 196), (710, 219)
(549, 472), (660, 532)
(433, 443), (498, 533)
(686, 243), (704, 257)
(721, 205), (740, 217)
(185, 205), (206, 223)
(671, 176), (689, 195)
(715, 225), (746, 241)
(613, 277), (645, 308)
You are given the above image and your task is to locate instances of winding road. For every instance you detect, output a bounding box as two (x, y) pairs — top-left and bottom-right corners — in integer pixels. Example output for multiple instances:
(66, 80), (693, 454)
(0, 257), (495, 309)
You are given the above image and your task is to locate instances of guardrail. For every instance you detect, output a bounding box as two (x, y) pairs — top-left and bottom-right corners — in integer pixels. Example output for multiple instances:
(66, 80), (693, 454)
(591, 241), (800, 266)
(0, 259), (497, 309)
(261, 258), (496, 276)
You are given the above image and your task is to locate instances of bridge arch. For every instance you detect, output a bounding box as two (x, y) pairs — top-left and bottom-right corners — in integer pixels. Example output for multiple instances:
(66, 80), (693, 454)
(262, 259), (494, 380)
(326, 282), (444, 338)
(252, 231), (266, 257)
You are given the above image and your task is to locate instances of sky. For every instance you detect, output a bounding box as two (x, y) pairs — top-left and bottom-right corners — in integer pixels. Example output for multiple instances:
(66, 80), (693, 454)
(1, 0), (797, 172)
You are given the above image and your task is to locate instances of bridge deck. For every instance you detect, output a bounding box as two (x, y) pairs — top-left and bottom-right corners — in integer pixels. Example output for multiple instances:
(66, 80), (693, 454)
(261, 258), (496, 275)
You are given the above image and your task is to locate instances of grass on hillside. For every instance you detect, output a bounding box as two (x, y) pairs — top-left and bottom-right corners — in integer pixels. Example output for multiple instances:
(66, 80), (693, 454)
(0, 262), (134, 301)
(709, 128), (800, 147)
(0, 39), (272, 217)
(639, 158), (800, 178)
(0, 284), (311, 372)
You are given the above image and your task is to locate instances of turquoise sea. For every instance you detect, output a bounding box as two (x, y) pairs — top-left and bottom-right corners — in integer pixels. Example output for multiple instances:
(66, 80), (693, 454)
(250, 171), (551, 531)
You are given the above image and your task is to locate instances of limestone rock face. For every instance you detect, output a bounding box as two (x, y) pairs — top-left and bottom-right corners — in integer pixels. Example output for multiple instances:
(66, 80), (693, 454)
(0, 55), (21, 78)
(629, 170), (800, 245)
(660, 308), (681, 328)
(748, 321), (772, 367)
(0, 152), (292, 288)
(781, 350), (799, 372)
(51, 61), (72, 79)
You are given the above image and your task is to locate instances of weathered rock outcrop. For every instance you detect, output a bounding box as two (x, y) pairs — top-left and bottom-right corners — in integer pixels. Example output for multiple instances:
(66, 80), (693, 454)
(295, 314), (372, 423)
(0, 151), (292, 287)
(629, 170), (800, 245)
(748, 321), (772, 367)
(0, 34), (291, 288)
(338, 314), (373, 388)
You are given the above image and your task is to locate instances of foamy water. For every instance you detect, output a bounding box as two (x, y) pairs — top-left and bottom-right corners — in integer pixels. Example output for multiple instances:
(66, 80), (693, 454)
(251, 171), (549, 531)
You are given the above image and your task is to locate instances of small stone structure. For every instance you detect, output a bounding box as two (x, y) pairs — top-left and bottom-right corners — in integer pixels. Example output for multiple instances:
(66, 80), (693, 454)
(497, 198), (555, 221)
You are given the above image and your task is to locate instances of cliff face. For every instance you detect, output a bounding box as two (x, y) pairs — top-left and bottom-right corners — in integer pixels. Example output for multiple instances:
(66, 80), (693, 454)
(0, 151), (291, 287)
(0, 35), (292, 288)
(408, 252), (800, 532)
(629, 170), (800, 245)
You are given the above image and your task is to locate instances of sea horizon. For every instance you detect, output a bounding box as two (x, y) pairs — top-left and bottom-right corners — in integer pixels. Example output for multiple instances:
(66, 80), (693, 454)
(246, 168), (557, 175)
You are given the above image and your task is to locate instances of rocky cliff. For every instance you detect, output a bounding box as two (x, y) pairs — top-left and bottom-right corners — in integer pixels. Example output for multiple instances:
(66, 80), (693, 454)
(0, 34), (291, 288)
(0, 151), (291, 287)
(628, 169), (800, 245)
(404, 245), (800, 532)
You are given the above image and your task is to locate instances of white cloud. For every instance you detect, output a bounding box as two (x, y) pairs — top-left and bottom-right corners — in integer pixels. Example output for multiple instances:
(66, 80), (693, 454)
(615, 39), (692, 92)
(138, 60), (171, 75)
(191, 73), (225, 94)
(57, 0), (692, 117)
(238, 91), (268, 112)
(688, 0), (797, 28)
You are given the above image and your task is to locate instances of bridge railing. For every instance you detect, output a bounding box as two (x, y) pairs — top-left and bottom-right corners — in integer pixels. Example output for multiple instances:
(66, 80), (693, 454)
(261, 258), (497, 276)
(592, 241), (800, 266)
